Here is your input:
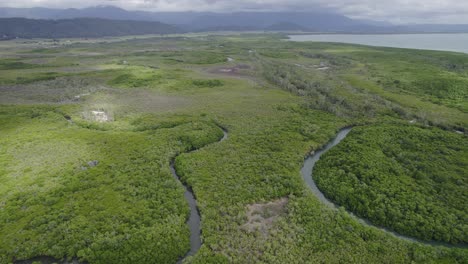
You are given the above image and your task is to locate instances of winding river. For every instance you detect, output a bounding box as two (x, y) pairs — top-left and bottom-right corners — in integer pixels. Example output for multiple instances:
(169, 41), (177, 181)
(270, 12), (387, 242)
(16, 123), (228, 264)
(15, 122), (465, 264)
(301, 127), (467, 249)
(170, 127), (228, 263)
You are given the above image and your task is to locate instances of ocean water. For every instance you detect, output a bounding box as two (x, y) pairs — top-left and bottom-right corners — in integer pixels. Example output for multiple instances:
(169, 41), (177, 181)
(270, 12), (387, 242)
(289, 33), (468, 54)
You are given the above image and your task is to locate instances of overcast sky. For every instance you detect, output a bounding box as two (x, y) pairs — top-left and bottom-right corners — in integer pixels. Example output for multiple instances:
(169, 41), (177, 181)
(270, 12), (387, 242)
(1, 0), (467, 24)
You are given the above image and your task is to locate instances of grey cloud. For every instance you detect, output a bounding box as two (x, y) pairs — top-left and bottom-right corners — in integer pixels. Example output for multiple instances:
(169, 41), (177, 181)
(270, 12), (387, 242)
(1, 0), (468, 24)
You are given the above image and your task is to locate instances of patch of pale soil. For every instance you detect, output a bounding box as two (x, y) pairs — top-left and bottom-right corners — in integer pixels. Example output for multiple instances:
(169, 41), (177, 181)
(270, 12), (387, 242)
(209, 64), (251, 77)
(90, 111), (110, 122)
(242, 197), (288, 235)
(81, 109), (113, 123)
(74, 93), (91, 99)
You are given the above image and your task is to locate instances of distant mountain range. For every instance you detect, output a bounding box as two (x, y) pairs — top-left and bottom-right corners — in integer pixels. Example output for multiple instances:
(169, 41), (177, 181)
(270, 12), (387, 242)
(0, 6), (205, 26)
(0, 6), (366, 32)
(1, 5), (468, 36)
(0, 18), (182, 39)
(265, 22), (312, 32)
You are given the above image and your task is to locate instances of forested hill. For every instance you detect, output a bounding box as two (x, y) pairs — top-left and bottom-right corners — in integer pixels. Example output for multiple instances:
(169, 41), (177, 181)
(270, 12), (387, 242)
(0, 18), (183, 39)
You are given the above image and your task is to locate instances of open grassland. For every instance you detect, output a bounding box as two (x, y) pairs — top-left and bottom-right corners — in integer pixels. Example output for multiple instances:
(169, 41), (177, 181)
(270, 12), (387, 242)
(0, 34), (467, 263)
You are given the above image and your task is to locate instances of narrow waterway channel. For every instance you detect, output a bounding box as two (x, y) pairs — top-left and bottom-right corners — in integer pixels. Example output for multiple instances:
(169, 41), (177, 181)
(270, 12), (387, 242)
(171, 127), (228, 263)
(16, 124), (229, 264)
(301, 127), (466, 249)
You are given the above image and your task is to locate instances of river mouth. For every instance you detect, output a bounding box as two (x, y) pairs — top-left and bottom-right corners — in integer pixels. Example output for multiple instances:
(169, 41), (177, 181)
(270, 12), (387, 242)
(301, 127), (467, 249)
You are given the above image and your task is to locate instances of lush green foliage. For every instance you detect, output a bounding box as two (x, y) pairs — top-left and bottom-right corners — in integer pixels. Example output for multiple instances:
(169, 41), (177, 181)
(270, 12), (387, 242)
(192, 79), (223, 88)
(345, 48), (468, 112)
(314, 124), (468, 244)
(255, 40), (468, 129)
(161, 51), (227, 65)
(260, 60), (393, 119)
(0, 71), (64, 85)
(0, 106), (224, 264)
(0, 60), (37, 70)
(109, 72), (161, 88)
(0, 34), (466, 264)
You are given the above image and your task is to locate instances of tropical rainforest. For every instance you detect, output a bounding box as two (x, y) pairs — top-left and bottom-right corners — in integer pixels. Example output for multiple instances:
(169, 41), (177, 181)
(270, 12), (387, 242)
(0, 34), (466, 264)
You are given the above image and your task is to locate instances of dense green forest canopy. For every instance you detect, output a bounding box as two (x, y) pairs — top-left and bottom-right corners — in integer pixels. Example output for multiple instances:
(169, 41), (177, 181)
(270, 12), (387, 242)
(0, 34), (466, 263)
(314, 124), (468, 244)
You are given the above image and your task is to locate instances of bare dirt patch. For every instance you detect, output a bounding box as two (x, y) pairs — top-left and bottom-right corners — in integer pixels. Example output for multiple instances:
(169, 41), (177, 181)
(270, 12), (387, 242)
(81, 109), (113, 123)
(91, 110), (111, 122)
(209, 64), (251, 77)
(242, 197), (288, 235)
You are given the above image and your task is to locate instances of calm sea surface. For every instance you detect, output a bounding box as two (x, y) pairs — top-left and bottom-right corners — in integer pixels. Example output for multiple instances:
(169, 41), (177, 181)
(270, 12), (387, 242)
(288, 33), (468, 54)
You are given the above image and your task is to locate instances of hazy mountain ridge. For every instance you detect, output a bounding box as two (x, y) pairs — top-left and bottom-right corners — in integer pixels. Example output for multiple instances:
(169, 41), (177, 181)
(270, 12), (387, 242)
(265, 22), (312, 32)
(2, 6), (468, 33)
(0, 17), (182, 39)
(186, 11), (359, 31)
(0, 6), (206, 24)
(0, 6), (379, 32)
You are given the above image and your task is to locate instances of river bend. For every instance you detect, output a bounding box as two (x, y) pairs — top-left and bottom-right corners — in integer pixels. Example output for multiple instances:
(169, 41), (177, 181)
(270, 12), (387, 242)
(301, 127), (466, 249)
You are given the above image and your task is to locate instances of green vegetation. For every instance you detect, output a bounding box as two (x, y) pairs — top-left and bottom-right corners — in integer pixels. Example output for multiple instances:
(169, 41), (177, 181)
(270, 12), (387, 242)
(109, 71), (162, 88)
(260, 61), (391, 118)
(192, 79), (223, 88)
(0, 34), (466, 263)
(0, 60), (37, 70)
(0, 106), (222, 264)
(344, 48), (468, 112)
(314, 124), (467, 244)
(0, 71), (64, 85)
(161, 51), (227, 65)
